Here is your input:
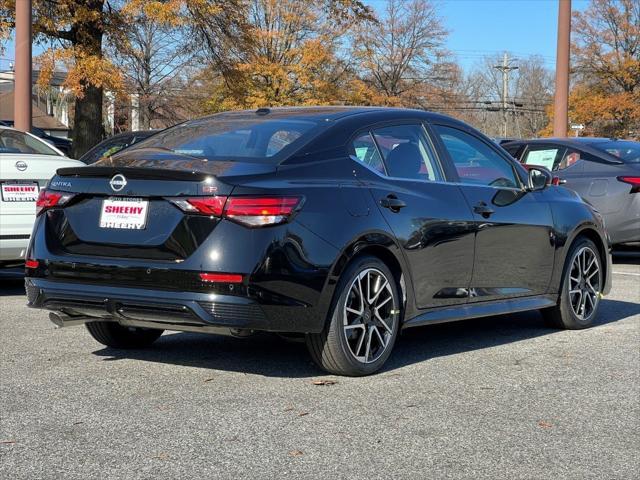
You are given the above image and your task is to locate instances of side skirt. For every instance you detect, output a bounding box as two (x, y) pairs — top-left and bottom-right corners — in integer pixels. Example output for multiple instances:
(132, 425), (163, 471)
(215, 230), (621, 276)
(402, 295), (559, 329)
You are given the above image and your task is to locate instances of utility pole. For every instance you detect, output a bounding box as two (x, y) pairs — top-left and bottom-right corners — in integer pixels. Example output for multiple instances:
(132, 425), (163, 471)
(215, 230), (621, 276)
(14, 0), (32, 133)
(494, 53), (518, 138)
(553, 0), (571, 137)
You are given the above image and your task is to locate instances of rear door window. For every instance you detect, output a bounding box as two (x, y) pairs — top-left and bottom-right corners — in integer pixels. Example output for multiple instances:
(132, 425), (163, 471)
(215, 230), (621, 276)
(351, 132), (385, 174)
(371, 124), (443, 181)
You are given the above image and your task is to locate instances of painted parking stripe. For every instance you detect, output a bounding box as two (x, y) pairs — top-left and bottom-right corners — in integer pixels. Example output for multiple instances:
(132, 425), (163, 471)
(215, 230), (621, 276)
(612, 271), (640, 277)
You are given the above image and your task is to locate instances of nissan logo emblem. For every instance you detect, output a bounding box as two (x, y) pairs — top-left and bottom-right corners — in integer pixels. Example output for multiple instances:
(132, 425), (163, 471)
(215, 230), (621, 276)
(15, 160), (27, 171)
(109, 174), (127, 192)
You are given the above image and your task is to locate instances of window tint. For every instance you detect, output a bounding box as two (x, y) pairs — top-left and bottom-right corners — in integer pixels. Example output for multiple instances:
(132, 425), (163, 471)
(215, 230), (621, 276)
(130, 116), (320, 163)
(0, 129), (59, 155)
(434, 125), (519, 188)
(522, 145), (565, 171)
(591, 140), (640, 164)
(372, 124), (442, 181)
(352, 132), (385, 174)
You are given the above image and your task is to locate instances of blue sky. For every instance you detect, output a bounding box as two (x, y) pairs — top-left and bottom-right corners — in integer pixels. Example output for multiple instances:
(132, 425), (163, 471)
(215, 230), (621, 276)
(1, 0), (590, 73)
(367, 0), (590, 70)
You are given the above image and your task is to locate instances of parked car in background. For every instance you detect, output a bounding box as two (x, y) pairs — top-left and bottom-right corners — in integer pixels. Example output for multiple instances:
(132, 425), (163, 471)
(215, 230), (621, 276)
(0, 120), (73, 156)
(79, 130), (159, 164)
(503, 138), (640, 246)
(0, 126), (84, 267)
(25, 107), (611, 376)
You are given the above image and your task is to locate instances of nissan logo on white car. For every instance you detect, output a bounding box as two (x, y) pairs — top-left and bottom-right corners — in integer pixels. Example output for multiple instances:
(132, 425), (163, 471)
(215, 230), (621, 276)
(109, 174), (127, 192)
(15, 161), (27, 171)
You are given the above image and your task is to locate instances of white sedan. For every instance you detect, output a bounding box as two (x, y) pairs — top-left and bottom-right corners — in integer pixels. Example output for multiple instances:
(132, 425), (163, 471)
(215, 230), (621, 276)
(0, 126), (84, 266)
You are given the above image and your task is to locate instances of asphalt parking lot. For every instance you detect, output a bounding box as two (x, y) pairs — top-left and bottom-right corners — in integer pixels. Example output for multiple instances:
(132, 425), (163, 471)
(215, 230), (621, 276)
(1, 254), (638, 479)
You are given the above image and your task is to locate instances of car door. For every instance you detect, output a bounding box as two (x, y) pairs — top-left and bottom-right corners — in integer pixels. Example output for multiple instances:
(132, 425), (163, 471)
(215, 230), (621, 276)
(430, 124), (555, 302)
(351, 124), (476, 309)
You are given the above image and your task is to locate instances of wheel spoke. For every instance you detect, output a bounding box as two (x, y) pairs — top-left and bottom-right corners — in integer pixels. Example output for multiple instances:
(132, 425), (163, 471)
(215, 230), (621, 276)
(375, 310), (393, 334)
(346, 306), (363, 315)
(354, 328), (366, 357)
(344, 323), (365, 331)
(364, 328), (373, 362)
(569, 288), (581, 295)
(375, 294), (392, 310)
(373, 326), (386, 348)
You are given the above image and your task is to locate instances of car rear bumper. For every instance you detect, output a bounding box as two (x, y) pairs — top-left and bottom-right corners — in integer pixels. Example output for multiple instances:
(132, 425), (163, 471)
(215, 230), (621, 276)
(25, 277), (322, 334)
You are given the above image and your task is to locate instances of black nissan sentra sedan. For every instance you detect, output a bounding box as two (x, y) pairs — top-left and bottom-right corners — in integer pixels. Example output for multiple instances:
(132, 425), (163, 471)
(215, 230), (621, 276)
(25, 107), (612, 376)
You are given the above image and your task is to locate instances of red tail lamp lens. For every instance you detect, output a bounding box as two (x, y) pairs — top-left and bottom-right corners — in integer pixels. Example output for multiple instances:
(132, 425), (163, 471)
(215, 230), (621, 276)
(618, 176), (640, 185)
(618, 176), (640, 193)
(35, 189), (75, 215)
(224, 196), (301, 227)
(25, 259), (39, 269)
(169, 195), (302, 227)
(199, 273), (244, 283)
(186, 196), (227, 215)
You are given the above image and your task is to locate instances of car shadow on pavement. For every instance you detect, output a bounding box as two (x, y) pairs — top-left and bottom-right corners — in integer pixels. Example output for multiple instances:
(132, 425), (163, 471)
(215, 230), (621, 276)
(92, 298), (640, 378)
(0, 278), (25, 296)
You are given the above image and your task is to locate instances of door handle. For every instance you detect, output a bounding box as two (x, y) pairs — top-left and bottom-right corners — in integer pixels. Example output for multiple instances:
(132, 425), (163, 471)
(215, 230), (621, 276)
(380, 194), (406, 212)
(473, 201), (495, 218)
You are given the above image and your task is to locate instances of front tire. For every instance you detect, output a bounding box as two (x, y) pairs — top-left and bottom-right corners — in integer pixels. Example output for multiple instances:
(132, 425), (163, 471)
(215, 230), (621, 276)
(543, 237), (603, 329)
(306, 256), (401, 376)
(85, 321), (163, 348)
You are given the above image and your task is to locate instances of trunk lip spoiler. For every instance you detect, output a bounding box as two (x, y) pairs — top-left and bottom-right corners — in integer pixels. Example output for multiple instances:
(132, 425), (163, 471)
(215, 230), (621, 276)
(56, 166), (210, 182)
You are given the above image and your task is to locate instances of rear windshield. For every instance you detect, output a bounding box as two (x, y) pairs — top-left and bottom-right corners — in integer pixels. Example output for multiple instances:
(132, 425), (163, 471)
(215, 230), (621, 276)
(591, 140), (640, 163)
(126, 115), (321, 163)
(0, 129), (59, 156)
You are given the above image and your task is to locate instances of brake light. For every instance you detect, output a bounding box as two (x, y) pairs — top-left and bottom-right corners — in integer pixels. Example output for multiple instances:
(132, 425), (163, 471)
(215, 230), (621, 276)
(169, 195), (302, 227)
(25, 259), (39, 269)
(35, 189), (75, 215)
(224, 197), (300, 227)
(618, 176), (640, 193)
(199, 273), (243, 283)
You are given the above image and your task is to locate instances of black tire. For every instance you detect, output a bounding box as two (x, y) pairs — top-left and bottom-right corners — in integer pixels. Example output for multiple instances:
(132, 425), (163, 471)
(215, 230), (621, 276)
(85, 321), (163, 348)
(543, 237), (603, 329)
(306, 255), (401, 376)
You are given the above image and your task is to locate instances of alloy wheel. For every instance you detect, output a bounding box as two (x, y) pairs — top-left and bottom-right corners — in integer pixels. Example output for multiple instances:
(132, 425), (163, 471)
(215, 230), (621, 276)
(568, 246), (601, 321)
(343, 268), (397, 364)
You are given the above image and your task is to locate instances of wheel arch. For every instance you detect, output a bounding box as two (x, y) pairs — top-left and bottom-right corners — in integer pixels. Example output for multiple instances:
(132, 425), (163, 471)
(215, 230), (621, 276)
(558, 223), (611, 295)
(321, 232), (413, 325)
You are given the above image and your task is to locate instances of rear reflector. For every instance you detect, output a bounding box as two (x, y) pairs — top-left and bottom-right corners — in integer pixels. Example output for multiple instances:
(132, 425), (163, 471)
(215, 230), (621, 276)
(199, 273), (244, 283)
(35, 189), (75, 215)
(169, 195), (302, 227)
(25, 259), (39, 269)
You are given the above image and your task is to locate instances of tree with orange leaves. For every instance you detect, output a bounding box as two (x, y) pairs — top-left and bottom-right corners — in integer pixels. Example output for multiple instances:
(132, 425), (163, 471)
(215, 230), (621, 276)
(569, 0), (640, 138)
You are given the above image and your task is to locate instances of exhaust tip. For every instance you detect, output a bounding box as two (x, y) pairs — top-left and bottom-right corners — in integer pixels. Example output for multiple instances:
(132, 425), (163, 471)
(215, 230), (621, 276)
(49, 312), (65, 328)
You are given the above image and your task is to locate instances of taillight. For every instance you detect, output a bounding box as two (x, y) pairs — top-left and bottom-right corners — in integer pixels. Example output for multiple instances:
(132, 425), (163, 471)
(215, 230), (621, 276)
(169, 195), (302, 227)
(25, 259), (39, 269)
(224, 197), (301, 227)
(618, 176), (640, 193)
(35, 189), (75, 215)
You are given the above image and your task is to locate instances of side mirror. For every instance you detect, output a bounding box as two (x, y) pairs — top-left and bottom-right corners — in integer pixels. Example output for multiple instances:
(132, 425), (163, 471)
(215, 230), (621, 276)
(526, 165), (553, 191)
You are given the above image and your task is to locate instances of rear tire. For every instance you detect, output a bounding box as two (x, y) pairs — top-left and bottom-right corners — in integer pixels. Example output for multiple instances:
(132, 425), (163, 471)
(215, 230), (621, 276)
(85, 321), (163, 348)
(543, 237), (603, 329)
(306, 256), (401, 376)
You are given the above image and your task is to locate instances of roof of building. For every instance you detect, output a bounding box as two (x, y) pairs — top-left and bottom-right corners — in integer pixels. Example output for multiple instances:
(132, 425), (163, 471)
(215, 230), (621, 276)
(0, 91), (69, 131)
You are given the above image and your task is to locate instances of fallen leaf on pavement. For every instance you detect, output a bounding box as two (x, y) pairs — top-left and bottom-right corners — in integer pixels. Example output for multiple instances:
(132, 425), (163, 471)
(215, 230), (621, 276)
(538, 421), (553, 429)
(0, 440), (16, 444)
(311, 379), (336, 386)
(298, 412), (309, 417)
(289, 450), (304, 457)
(203, 377), (215, 383)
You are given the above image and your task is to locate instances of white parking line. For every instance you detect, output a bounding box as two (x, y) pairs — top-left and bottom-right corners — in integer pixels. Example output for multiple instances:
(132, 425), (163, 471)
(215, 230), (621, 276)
(612, 271), (640, 277)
